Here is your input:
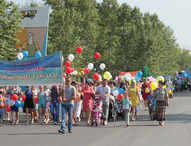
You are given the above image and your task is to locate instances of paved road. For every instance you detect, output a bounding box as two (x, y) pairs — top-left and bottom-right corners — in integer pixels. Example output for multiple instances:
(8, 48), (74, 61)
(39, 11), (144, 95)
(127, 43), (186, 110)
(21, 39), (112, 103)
(1, 91), (191, 146)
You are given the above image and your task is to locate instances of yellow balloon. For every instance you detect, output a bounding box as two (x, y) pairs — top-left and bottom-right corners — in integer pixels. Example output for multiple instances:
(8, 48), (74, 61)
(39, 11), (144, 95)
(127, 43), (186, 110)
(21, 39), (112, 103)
(156, 76), (164, 84)
(77, 68), (85, 77)
(104, 71), (111, 80)
(150, 82), (157, 90)
(98, 75), (102, 81)
(163, 85), (166, 88)
(168, 90), (172, 95)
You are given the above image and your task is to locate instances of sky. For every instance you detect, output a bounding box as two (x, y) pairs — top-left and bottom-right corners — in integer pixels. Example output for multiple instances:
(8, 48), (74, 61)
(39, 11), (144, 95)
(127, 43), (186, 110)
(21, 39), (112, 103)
(7, 0), (191, 49)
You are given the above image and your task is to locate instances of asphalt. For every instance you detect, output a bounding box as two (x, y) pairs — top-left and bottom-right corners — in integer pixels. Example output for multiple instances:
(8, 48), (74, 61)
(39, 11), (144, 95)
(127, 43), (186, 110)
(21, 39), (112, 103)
(0, 91), (191, 146)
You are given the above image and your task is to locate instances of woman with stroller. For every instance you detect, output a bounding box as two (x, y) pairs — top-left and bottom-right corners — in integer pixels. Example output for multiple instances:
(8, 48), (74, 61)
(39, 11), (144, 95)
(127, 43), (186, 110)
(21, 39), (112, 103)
(128, 80), (140, 121)
(109, 81), (118, 98)
(81, 81), (95, 125)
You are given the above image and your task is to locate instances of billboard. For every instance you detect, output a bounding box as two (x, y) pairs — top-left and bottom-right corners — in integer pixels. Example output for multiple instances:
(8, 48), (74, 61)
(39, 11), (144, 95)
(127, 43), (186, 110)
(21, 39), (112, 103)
(15, 7), (50, 60)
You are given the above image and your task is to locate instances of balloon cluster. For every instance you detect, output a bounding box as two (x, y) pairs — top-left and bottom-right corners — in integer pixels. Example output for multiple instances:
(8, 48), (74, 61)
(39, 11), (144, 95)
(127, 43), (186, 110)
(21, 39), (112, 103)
(17, 51), (42, 60)
(6, 94), (24, 109)
(63, 46), (108, 80)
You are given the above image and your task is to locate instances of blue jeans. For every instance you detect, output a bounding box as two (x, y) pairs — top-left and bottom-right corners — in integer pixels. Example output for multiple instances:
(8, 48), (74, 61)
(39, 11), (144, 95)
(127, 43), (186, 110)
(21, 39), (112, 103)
(61, 104), (73, 131)
(59, 103), (62, 121)
(50, 102), (59, 122)
(0, 108), (5, 119)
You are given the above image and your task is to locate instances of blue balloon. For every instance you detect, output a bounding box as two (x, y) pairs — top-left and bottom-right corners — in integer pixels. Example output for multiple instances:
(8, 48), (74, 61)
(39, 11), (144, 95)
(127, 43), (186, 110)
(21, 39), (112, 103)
(15, 100), (21, 108)
(6, 98), (10, 105)
(137, 71), (143, 78)
(35, 52), (42, 58)
(23, 51), (29, 58)
(118, 88), (124, 94)
(21, 101), (24, 108)
(87, 78), (92, 82)
(151, 74), (153, 76)
(135, 75), (141, 82)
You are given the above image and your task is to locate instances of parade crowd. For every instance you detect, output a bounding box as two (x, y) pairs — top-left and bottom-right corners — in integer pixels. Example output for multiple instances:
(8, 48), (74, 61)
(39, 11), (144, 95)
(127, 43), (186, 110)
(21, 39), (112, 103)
(0, 75), (189, 133)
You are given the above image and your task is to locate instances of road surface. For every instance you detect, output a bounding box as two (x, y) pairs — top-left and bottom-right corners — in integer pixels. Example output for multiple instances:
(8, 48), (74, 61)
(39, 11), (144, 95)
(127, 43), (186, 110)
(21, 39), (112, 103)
(0, 91), (191, 146)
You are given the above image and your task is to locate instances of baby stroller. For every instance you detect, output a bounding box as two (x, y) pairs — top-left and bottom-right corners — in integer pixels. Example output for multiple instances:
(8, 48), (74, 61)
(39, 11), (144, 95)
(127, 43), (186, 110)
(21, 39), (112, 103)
(91, 96), (103, 126)
(108, 95), (117, 122)
(116, 99), (124, 120)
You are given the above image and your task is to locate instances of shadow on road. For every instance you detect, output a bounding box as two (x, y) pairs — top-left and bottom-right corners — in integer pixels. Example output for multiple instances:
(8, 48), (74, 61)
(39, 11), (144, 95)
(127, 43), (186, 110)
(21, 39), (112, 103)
(166, 113), (191, 123)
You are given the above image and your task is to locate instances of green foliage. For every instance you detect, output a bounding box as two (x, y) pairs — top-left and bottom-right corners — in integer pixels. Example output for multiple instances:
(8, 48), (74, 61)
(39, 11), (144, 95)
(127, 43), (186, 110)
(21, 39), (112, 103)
(36, 0), (191, 75)
(0, 0), (22, 61)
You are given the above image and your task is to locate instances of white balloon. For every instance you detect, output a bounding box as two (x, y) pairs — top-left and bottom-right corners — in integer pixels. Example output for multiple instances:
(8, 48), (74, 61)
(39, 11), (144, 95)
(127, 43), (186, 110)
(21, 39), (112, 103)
(88, 63), (94, 70)
(62, 56), (64, 62)
(17, 52), (23, 60)
(113, 90), (119, 97)
(100, 63), (106, 70)
(8, 99), (15, 106)
(73, 71), (78, 76)
(68, 54), (74, 61)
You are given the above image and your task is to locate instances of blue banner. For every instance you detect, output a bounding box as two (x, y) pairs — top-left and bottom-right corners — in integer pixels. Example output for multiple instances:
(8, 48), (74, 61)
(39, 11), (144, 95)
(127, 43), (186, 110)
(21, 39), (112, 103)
(0, 52), (63, 86)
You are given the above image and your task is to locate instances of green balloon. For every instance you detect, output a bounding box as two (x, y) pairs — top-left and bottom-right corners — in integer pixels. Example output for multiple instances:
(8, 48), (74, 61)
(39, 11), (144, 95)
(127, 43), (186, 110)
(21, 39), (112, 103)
(123, 76), (131, 81)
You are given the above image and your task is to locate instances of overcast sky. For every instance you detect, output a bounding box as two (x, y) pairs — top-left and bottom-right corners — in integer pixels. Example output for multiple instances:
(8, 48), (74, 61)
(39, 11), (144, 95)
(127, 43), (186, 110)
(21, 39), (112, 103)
(8, 0), (191, 49)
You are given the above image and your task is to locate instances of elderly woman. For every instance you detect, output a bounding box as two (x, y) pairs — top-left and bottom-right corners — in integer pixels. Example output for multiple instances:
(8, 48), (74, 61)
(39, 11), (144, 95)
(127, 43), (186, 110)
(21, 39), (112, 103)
(152, 80), (169, 126)
(81, 81), (95, 125)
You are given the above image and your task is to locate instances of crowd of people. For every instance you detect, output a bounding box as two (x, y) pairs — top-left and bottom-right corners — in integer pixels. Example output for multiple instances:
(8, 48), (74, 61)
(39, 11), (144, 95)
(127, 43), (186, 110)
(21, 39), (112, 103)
(0, 76), (173, 134)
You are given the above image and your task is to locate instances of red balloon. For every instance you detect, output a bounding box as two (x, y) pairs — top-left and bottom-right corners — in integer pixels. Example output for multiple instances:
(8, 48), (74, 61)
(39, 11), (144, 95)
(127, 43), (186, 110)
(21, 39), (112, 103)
(34, 98), (38, 104)
(22, 95), (26, 102)
(11, 94), (18, 101)
(84, 68), (89, 74)
(7, 105), (11, 112)
(117, 94), (124, 100)
(70, 68), (74, 73)
(94, 52), (100, 59)
(93, 73), (99, 81)
(76, 46), (83, 53)
(65, 67), (71, 74)
(63, 73), (66, 78)
(65, 60), (71, 67)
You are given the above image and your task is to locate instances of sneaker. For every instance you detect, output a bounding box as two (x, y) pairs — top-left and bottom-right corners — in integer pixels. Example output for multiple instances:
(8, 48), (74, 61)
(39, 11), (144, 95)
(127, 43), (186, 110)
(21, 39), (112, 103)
(58, 129), (65, 134)
(126, 124), (129, 127)
(68, 130), (72, 133)
(104, 121), (107, 125)
(0, 123), (3, 126)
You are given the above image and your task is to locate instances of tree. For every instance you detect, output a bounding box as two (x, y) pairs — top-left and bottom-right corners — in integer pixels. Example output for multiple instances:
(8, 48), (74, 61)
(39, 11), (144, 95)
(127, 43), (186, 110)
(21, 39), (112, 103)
(0, 0), (22, 60)
(97, 0), (119, 74)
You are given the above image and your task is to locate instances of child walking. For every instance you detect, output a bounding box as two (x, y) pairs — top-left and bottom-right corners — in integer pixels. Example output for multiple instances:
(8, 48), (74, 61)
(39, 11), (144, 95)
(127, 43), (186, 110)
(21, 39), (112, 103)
(0, 91), (7, 125)
(147, 89), (156, 120)
(122, 91), (132, 127)
(37, 86), (48, 124)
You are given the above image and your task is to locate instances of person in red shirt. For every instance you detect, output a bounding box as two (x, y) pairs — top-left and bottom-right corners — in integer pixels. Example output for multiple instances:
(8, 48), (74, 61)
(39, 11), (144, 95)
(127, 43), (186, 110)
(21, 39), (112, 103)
(141, 78), (150, 111)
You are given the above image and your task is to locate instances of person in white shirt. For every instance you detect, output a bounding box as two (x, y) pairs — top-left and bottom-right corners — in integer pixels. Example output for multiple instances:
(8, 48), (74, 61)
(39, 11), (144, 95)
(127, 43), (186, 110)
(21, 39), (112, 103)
(166, 78), (172, 91)
(96, 79), (111, 125)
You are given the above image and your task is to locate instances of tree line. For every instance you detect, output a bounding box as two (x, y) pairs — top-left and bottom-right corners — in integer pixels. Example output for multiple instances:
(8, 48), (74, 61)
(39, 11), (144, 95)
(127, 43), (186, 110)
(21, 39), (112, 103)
(1, 0), (191, 76)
